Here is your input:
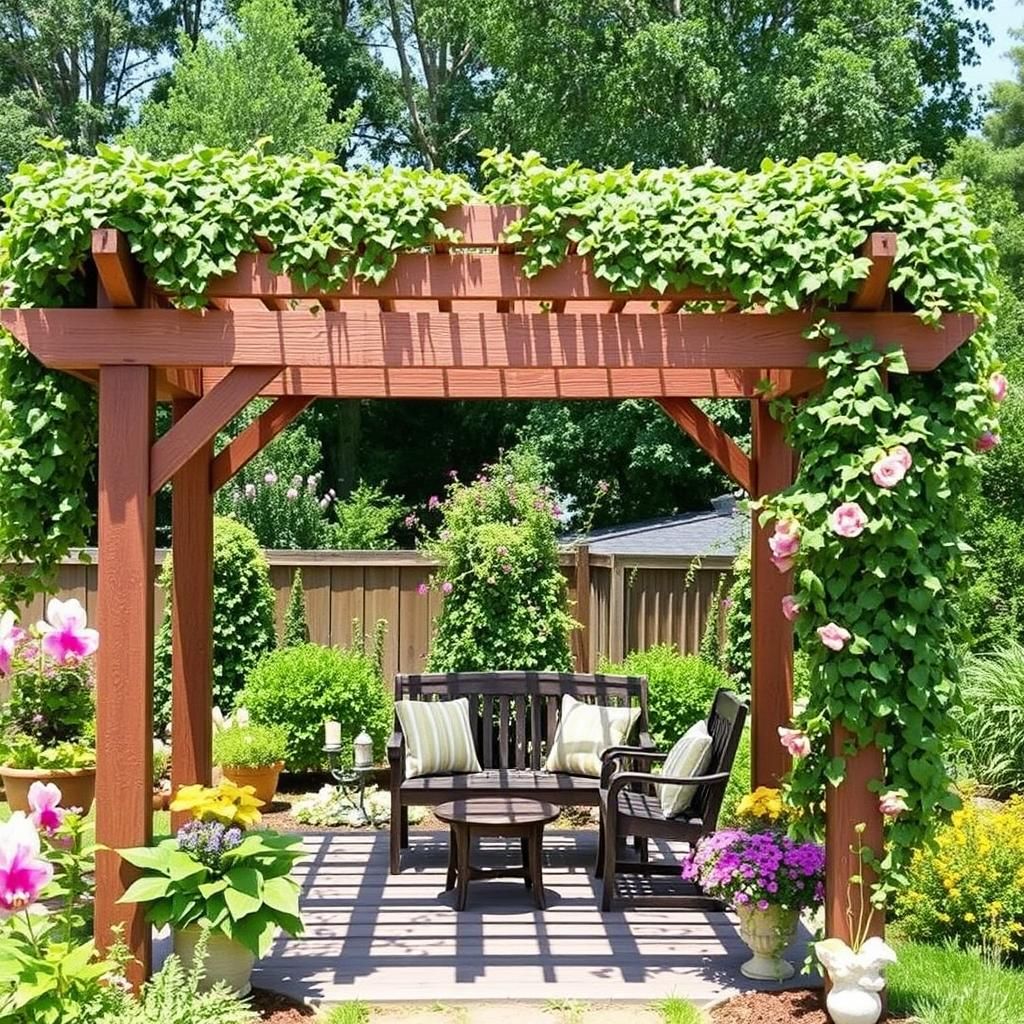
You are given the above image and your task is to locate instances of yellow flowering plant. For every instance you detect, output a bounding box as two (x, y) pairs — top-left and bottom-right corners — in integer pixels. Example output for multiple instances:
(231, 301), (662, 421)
(894, 797), (1024, 960)
(169, 780), (264, 829)
(734, 786), (798, 832)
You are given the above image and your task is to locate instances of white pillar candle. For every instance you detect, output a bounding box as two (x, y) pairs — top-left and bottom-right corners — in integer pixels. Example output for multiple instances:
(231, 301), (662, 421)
(324, 720), (342, 747)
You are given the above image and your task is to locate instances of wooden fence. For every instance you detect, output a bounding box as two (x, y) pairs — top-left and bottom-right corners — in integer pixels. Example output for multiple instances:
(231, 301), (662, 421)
(6, 548), (734, 678)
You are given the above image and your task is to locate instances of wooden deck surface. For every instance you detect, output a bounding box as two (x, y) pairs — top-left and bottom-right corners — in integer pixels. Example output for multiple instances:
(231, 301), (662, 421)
(230, 830), (815, 1006)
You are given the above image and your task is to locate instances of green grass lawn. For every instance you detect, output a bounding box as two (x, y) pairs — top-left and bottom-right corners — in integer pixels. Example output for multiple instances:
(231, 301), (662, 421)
(889, 941), (1024, 1024)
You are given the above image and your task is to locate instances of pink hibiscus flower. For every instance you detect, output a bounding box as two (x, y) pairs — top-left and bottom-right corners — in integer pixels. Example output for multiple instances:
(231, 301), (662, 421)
(778, 727), (811, 758)
(0, 813), (53, 917)
(36, 599), (99, 664)
(27, 782), (64, 835)
(831, 502), (868, 538)
(879, 791), (909, 817)
(781, 595), (800, 621)
(0, 610), (18, 677)
(990, 373), (1008, 403)
(818, 622), (852, 651)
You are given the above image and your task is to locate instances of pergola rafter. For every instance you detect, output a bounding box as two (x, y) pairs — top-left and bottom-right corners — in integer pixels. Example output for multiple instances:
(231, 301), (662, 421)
(0, 206), (977, 987)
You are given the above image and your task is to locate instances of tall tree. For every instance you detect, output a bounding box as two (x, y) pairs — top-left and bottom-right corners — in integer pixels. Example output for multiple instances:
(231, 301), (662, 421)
(125, 0), (359, 156)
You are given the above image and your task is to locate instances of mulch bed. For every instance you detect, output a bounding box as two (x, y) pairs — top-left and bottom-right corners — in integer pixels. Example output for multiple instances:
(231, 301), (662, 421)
(709, 990), (912, 1023)
(250, 987), (316, 1022)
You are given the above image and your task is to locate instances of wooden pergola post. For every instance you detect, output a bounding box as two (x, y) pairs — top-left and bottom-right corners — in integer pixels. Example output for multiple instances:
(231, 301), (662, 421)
(170, 398), (215, 830)
(94, 365), (155, 986)
(749, 400), (796, 788)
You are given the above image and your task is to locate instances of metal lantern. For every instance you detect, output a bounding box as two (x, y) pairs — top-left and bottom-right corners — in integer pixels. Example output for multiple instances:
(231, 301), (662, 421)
(354, 729), (374, 769)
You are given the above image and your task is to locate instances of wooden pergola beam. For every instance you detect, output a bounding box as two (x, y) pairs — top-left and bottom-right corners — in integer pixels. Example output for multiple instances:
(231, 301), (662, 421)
(211, 395), (313, 491)
(149, 366), (281, 493)
(1, 309), (977, 373)
(657, 397), (753, 493)
(848, 233), (897, 311)
(92, 229), (144, 308)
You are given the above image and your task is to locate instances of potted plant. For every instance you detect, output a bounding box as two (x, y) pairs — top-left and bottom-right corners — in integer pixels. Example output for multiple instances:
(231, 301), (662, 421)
(684, 825), (825, 980)
(213, 722), (287, 807)
(0, 600), (98, 813)
(118, 779), (305, 995)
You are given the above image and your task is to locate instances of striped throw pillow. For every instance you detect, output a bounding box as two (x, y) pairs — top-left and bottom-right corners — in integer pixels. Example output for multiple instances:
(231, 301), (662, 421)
(544, 694), (641, 778)
(396, 698), (482, 779)
(659, 720), (713, 818)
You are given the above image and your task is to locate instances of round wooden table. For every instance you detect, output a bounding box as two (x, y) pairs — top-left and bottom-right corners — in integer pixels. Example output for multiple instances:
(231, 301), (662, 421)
(435, 798), (560, 911)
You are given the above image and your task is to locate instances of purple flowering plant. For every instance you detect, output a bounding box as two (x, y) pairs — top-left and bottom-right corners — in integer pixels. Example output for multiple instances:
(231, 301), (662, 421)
(683, 828), (825, 913)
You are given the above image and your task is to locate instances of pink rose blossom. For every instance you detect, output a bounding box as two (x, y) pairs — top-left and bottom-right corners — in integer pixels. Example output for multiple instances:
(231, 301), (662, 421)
(416, 583), (428, 597)
(871, 453), (909, 489)
(990, 373), (1008, 403)
(781, 595), (800, 621)
(36, 598), (99, 664)
(817, 622), (852, 651)
(768, 520), (801, 560)
(831, 502), (868, 538)
(778, 727), (811, 758)
(27, 782), (63, 835)
(0, 610), (18, 677)
(892, 445), (912, 471)
(771, 555), (794, 574)
(879, 791), (909, 817)
(977, 431), (1001, 452)
(441, 581), (454, 595)
(0, 813), (53, 917)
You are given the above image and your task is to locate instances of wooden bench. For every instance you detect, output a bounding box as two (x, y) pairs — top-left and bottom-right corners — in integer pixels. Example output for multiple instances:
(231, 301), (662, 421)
(388, 671), (651, 873)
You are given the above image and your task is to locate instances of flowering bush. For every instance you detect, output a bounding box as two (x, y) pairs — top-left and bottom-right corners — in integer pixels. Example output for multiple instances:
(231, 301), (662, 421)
(894, 798), (1024, 960)
(423, 448), (574, 672)
(0, 599), (97, 769)
(683, 828), (825, 913)
(218, 468), (335, 549)
(733, 787), (800, 833)
(120, 781), (304, 959)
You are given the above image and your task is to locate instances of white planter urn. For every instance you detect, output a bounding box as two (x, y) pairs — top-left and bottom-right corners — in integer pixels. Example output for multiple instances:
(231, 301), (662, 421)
(735, 903), (799, 980)
(815, 936), (898, 1024)
(173, 926), (256, 995)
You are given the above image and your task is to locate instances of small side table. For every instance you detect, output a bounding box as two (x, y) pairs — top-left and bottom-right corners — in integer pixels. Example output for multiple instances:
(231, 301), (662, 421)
(435, 798), (559, 911)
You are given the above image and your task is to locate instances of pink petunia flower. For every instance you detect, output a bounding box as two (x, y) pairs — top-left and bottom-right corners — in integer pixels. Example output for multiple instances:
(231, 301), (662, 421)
(0, 813), (53, 917)
(879, 791), (909, 817)
(831, 502), (868, 538)
(817, 622), (852, 651)
(778, 727), (811, 758)
(977, 431), (1001, 452)
(781, 595), (800, 621)
(990, 373), (1008, 403)
(0, 610), (18, 677)
(872, 453), (909, 489)
(36, 599), (99, 664)
(27, 782), (64, 835)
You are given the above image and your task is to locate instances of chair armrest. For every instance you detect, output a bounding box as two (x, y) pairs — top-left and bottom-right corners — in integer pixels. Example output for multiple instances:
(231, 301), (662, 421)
(600, 746), (668, 786)
(606, 769), (731, 805)
(387, 731), (404, 764)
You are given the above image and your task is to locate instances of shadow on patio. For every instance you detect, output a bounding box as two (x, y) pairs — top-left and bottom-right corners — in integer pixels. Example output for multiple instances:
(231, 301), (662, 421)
(248, 830), (816, 1005)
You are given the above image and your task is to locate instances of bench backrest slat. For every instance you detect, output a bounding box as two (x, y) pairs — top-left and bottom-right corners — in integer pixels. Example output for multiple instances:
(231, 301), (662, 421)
(693, 689), (748, 828)
(394, 672), (649, 771)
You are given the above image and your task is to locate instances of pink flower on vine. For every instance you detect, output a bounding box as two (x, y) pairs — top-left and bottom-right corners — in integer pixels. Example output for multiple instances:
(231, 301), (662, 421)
(771, 555), (794, 574)
(817, 622), (852, 651)
(416, 583), (428, 597)
(441, 581), (454, 595)
(781, 595), (800, 621)
(778, 727), (811, 758)
(0, 611), (18, 677)
(976, 431), (1000, 452)
(990, 373), (1008, 403)
(27, 782), (64, 835)
(872, 447), (911, 489)
(768, 519), (801, 561)
(37, 599), (98, 663)
(892, 445), (912, 471)
(831, 502), (868, 538)
(879, 791), (909, 817)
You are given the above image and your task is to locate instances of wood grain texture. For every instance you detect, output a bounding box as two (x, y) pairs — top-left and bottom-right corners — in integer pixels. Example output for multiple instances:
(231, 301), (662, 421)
(94, 366), (154, 985)
(847, 233), (897, 311)
(92, 229), (143, 307)
(149, 366), (281, 493)
(2, 308), (978, 373)
(657, 397), (754, 493)
(573, 546), (591, 673)
(749, 400), (797, 789)
(170, 398), (214, 831)
(210, 395), (312, 491)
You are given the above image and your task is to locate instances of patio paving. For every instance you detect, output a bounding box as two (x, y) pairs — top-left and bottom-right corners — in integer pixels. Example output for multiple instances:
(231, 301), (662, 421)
(244, 829), (817, 1006)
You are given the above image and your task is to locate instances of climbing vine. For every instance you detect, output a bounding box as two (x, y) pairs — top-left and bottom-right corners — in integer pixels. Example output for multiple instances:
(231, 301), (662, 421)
(0, 147), (1003, 884)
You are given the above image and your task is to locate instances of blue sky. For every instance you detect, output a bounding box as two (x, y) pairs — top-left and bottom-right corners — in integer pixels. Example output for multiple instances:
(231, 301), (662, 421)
(966, 1), (1020, 93)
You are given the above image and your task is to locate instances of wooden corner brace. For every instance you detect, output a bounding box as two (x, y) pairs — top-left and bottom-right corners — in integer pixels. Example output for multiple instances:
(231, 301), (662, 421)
(656, 397), (754, 494)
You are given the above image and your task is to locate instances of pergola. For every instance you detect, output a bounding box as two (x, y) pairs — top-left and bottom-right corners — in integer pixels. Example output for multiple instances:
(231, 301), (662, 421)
(0, 208), (978, 985)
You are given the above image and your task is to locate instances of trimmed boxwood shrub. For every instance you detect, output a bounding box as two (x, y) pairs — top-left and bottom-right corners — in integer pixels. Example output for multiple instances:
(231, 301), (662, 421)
(238, 643), (392, 771)
(154, 517), (276, 730)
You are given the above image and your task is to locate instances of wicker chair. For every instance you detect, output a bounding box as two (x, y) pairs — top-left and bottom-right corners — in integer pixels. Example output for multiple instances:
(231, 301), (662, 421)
(596, 688), (748, 910)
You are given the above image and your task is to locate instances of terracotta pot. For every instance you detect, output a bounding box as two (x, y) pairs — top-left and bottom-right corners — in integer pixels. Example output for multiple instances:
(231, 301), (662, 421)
(735, 902), (798, 980)
(219, 760), (284, 807)
(173, 926), (255, 995)
(0, 766), (96, 815)
(152, 789), (170, 811)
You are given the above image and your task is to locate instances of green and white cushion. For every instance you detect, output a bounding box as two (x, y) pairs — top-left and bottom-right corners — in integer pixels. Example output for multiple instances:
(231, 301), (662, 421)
(544, 693), (641, 778)
(659, 720), (713, 818)
(396, 698), (482, 779)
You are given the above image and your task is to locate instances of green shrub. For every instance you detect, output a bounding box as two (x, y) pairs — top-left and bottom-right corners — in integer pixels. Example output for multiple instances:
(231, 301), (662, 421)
(717, 725), (752, 828)
(720, 551), (751, 690)
(332, 482), (406, 549)
(213, 723), (288, 768)
(957, 643), (1024, 795)
(894, 798), (1024, 960)
(154, 517), (277, 730)
(425, 448), (573, 672)
(281, 568), (309, 647)
(238, 643), (391, 771)
(600, 645), (731, 749)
